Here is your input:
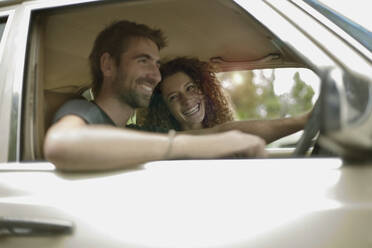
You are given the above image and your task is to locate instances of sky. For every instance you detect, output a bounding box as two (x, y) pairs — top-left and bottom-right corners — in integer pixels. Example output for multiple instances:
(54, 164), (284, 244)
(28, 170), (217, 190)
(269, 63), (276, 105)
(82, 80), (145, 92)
(269, 69), (320, 103)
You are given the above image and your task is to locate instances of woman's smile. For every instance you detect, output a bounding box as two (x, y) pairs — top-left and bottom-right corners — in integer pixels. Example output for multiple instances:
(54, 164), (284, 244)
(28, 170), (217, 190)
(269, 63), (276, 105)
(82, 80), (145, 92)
(183, 103), (200, 116)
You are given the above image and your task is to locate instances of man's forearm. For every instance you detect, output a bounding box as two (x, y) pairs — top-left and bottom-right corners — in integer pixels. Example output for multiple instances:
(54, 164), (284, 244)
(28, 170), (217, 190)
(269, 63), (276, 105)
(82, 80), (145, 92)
(44, 126), (267, 171)
(44, 115), (268, 171)
(44, 125), (171, 171)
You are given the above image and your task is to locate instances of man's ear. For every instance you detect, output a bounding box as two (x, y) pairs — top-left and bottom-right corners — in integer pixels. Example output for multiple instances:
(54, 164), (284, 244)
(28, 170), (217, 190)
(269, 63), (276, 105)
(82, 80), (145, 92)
(100, 52), (116, 77)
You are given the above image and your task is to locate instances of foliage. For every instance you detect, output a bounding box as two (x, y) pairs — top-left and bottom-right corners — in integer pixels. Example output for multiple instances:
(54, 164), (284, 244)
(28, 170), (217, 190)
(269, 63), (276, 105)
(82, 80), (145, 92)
(288, 72), (315, 115)
(217, 69), (315, 120)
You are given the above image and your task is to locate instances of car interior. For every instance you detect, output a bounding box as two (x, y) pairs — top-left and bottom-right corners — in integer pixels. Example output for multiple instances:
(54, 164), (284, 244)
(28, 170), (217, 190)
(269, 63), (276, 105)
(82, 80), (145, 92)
(21, 0), (315, 161)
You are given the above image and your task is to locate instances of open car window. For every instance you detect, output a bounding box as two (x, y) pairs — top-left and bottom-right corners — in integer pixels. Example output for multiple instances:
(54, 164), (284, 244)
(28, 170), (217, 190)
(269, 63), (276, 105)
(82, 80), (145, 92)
(16, 0), (370, 162)
(21, 0), (314, 160)
(217, 68), (320, 148)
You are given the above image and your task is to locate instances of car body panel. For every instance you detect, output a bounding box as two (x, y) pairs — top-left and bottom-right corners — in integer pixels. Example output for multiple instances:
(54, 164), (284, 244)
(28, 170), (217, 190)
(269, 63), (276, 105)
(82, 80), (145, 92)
(2, 158), (372, 247)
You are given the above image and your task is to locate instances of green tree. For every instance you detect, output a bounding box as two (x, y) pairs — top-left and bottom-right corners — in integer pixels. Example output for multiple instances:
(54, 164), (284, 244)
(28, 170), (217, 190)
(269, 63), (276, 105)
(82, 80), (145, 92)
(288, 72), (314, 115)
(219, 70), (259, 120)
(254, 70), (281, 119)
(217, 69), (315, 121)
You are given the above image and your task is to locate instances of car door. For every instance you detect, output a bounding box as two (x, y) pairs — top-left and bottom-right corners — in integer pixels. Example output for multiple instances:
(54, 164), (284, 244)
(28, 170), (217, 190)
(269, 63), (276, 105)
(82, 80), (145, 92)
(1, 0), (372, 247)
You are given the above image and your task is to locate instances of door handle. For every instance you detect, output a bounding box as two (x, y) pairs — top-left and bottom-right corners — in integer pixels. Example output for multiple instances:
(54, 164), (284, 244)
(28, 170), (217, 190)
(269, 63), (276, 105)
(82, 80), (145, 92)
(0, 217), (73, 236)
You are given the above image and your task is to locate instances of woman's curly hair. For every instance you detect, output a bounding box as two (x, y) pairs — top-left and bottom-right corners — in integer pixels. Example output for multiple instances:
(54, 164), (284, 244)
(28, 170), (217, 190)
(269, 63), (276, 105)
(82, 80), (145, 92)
(137, 57), (234, 131)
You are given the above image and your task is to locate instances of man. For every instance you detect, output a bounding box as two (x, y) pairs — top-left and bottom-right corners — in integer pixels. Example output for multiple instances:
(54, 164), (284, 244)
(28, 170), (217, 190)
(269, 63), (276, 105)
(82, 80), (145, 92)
(44, 20), (266, 171)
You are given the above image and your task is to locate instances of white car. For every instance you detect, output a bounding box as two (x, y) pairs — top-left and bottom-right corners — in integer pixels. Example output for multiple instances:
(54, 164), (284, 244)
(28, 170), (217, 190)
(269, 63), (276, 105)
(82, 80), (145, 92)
(0, 0), (371, 247)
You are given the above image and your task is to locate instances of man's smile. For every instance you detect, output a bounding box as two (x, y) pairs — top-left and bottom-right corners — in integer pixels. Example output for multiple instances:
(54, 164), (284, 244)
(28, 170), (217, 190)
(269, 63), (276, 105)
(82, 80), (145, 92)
(141, 84), (153, 94)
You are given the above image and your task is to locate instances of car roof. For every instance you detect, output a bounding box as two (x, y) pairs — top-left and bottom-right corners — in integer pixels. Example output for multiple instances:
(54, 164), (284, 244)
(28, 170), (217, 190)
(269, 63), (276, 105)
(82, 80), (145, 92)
(29, 0), (306, 94)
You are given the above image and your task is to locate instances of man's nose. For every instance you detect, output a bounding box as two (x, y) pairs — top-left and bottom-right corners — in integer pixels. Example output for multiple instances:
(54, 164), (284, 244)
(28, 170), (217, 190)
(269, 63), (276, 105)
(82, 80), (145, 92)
(147, 63), (161, 85)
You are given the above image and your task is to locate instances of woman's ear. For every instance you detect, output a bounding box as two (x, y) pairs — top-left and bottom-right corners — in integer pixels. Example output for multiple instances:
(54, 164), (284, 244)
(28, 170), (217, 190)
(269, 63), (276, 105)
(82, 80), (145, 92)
(100, 52), (116, 78)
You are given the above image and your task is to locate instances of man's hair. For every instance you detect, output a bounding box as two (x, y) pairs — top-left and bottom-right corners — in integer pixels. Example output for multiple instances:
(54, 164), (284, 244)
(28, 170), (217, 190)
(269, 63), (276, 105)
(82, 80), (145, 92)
(89, 20), (167, 96)
(137, 57), (235, 130)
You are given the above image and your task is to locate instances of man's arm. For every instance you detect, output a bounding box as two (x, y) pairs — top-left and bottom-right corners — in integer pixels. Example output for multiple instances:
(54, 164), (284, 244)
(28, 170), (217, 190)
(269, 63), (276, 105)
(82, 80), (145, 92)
(44, 115), (267, 171)
(183, 112), (310, 144)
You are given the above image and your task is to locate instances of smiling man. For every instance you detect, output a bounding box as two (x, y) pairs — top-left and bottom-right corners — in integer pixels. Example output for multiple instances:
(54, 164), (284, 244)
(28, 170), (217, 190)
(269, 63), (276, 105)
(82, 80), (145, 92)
(43, 20), (267, 171)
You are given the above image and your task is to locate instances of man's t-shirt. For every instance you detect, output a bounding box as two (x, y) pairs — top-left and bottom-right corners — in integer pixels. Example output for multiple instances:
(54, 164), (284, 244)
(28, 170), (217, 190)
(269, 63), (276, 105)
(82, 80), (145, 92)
(53, 99), (116, 126)
(53, 99), (168, 133)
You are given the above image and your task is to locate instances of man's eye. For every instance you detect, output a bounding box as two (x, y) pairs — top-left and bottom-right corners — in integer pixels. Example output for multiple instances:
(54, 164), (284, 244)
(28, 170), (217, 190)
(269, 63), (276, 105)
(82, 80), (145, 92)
(168, 95), (178, 102)
(139, 58), (148, 63)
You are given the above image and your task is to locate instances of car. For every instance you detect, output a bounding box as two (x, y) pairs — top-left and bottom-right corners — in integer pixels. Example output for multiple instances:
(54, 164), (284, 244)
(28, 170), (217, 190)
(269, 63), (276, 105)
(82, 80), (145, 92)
(0, 0), (371, 247)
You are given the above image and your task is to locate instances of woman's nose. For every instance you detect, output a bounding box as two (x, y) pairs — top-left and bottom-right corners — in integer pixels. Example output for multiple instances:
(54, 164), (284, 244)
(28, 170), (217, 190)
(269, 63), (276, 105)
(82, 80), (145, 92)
(180, 94), (193, 107)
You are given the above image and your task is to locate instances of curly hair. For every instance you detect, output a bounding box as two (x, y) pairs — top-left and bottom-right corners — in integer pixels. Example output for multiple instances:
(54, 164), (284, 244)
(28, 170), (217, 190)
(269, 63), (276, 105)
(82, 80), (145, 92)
(138, 57), (234, 131)
(89, 20), (167, 97)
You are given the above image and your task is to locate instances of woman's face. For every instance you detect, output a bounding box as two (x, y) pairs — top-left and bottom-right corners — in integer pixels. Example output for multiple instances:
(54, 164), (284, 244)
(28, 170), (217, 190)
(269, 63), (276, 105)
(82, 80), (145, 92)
(160, 72), (206, 130)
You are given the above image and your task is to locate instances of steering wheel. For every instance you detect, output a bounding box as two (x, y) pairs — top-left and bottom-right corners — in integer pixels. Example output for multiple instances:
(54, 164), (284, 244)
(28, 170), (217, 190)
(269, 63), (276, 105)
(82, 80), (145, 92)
(293, 99), (321, 156)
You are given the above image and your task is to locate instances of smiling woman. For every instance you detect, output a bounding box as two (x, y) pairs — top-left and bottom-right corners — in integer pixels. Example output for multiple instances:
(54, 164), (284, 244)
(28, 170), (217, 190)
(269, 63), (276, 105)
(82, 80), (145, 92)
(160, 72), (206, 130)
(139, 57), (234, 131)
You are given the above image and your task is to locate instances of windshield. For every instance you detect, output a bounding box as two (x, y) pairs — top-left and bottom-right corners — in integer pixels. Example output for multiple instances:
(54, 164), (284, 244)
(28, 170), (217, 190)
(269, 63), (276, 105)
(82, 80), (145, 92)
(318, 0), (371, 31)
(304, 0), (372, 52)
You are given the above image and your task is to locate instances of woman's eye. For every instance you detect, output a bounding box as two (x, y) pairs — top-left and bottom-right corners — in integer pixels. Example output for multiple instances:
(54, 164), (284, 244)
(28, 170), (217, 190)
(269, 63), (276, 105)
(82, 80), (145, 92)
(187, 84), (196, 91)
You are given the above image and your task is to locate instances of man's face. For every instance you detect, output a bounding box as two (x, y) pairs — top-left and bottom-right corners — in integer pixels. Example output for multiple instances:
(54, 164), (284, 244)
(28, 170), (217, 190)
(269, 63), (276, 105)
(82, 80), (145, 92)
(113, 37), (161, 108)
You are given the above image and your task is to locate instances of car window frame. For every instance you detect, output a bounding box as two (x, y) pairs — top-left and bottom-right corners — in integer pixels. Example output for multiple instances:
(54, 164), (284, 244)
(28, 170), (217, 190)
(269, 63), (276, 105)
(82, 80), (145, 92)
(0, 8), (15, 163)
(2, 0), (107, 163)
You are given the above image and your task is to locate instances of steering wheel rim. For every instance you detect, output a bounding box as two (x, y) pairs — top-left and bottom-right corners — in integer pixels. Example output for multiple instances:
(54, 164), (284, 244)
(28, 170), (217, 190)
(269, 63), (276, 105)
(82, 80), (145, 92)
(293, 99), (321, 156)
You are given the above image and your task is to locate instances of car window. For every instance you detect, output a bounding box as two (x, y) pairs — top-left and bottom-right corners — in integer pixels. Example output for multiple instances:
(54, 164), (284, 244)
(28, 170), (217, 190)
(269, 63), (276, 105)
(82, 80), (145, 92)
(217, 68), (320, 148)
(21, 0), (336, 161)
(0, 17), (7, 45)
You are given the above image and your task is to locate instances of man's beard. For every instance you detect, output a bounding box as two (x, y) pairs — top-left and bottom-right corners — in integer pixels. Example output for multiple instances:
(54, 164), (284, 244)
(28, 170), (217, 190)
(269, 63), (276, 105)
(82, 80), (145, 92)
(119, 89), (149, 109)
(113, 77), (152, 109)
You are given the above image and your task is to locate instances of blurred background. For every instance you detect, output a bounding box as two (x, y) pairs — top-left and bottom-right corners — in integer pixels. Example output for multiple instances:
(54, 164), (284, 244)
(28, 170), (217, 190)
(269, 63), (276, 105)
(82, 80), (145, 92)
(217, 68), (320, 147)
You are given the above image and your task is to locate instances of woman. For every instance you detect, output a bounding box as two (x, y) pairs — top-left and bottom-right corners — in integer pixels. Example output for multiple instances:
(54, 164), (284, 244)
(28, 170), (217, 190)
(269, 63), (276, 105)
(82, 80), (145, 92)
(139, 57), (234, 131)
(139, 57), (310, 144)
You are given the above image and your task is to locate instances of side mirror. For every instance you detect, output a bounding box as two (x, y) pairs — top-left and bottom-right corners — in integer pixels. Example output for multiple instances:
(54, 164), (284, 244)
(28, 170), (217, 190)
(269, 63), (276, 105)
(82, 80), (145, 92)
(319, 68), (372, 160)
